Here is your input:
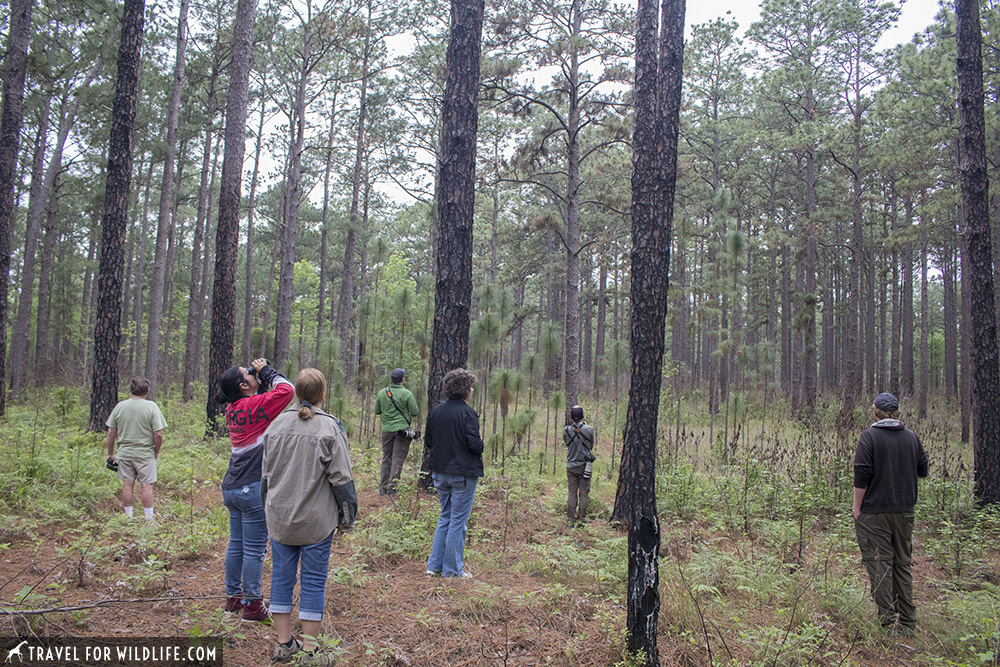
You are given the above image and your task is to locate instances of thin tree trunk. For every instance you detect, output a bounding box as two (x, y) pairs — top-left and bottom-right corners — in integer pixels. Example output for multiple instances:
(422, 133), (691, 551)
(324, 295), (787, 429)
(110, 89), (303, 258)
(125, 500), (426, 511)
(317, 92), (338, 362)
(919, 227), (929, 419)
(274, 16), (313, 364)
(34, 175), (59, 384)
(144, 0), (188, 398)
(243, 98), (265, 361)
(943, 241), (958, 399)
(183, 42), (219, 400)
(207, 0), (258, 430)
(132, 162), (153, 377)
(13, 55), (103, 396)
(901, 199), (914, 397)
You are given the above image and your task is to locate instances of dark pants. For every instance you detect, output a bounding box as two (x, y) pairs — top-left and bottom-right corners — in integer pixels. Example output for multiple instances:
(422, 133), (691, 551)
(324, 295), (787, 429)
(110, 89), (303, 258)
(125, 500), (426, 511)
(855, 511), (916, 629)
(567, 465), (590, 521)
(380, 431), (412, 494)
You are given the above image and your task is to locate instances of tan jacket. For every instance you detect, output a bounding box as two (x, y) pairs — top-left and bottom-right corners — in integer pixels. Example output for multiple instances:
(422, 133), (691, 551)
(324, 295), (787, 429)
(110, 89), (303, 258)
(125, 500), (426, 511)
(262, 404), (354, 545)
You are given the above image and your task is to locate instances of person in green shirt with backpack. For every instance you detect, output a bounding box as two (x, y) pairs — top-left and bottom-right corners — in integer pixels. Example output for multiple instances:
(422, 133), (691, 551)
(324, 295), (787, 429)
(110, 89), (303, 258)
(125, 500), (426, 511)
(374, 368), (420, 495)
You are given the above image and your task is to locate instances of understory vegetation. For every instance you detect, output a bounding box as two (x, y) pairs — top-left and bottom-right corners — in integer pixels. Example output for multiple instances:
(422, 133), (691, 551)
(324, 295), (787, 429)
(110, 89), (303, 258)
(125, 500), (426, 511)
(0, 385), (997, 666)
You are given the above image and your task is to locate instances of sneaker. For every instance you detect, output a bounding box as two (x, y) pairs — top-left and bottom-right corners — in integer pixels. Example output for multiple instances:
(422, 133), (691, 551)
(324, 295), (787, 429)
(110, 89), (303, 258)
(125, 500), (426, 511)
(425, 569), (441, 577)
(445, 571), (473, 579)
(241, 598), (268, 622)
(300, 650), (335, 666)
(271, 637), (303, 664)
(223, 595), (243, 613)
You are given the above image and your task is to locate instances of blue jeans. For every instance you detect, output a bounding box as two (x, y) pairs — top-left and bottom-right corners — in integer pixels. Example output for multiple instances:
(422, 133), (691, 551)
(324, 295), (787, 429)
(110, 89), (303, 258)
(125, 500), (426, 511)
(270, 531), (334, 621)
(427, 473), (478, 577)
(222, 482), (267, 600)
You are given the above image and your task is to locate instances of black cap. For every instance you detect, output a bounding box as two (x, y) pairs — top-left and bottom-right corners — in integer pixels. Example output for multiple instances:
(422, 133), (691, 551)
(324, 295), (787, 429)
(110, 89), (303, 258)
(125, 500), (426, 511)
(874, 392), (899, 412)
(391, 368), (405, 383)
(570, 405), (584, 421)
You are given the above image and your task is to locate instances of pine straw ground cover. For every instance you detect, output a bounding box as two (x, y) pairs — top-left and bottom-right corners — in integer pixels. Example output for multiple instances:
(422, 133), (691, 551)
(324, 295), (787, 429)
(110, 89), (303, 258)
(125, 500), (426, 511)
(0, 393), (997, 666)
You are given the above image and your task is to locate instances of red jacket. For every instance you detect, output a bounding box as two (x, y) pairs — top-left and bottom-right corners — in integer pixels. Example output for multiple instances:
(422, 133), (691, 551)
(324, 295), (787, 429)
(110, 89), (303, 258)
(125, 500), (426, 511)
(222, 374), (294, 490)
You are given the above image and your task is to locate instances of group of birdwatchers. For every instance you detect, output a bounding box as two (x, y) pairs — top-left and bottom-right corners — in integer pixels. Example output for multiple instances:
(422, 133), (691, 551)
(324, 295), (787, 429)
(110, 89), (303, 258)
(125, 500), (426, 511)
(103, 355), (925, 662)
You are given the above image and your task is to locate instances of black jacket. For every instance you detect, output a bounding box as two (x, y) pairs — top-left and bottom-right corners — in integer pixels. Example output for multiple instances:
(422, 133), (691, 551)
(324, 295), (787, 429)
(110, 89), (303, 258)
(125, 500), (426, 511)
(853, 419), (929, 514)
(424, 398), (485, 478)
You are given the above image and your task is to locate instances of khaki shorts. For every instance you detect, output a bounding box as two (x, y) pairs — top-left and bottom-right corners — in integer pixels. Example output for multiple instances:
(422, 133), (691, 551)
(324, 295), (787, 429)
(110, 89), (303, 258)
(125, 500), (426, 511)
(117, 458), (157, 484)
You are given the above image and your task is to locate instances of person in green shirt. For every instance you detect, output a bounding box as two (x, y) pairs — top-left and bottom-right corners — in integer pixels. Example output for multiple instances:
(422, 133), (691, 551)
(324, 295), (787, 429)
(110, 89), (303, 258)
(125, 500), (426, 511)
(106, 376), (167, 521)
(374, 368), (419, 495)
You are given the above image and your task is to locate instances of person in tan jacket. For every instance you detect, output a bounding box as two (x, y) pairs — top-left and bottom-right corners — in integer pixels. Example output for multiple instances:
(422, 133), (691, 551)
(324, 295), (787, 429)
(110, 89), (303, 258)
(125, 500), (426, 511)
(261, 368), (357, 666)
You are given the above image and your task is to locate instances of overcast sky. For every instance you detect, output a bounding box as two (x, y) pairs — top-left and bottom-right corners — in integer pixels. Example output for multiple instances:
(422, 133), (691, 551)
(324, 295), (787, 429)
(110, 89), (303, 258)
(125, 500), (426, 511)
(682, 0), (945, 49)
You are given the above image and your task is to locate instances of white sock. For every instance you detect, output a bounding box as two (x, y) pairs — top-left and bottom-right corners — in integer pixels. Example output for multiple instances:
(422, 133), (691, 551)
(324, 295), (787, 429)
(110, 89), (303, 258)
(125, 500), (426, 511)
(123, 506), (134, 517)
(143, 507), (154, 520)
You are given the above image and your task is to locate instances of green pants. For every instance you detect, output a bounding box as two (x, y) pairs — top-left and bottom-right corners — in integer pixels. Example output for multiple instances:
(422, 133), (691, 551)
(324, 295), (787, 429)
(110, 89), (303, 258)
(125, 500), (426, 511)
(855, 511), (916, 629)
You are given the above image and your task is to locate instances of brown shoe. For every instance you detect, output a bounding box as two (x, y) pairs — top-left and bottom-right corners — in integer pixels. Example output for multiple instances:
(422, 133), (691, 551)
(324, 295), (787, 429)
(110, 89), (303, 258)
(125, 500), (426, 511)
(223, 595), (243, 612)
(241, 598), (268, 622)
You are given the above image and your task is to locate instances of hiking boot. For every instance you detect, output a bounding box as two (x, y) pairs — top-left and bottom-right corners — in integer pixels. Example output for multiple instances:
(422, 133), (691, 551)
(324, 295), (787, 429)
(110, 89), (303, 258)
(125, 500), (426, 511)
(223, 595), (243, 613)
(241, 598), (268, 622)
(271, 637), (303, 664)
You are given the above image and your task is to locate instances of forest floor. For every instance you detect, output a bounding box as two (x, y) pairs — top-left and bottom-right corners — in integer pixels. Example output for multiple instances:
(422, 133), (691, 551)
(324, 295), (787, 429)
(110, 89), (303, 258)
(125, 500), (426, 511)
(0, 392), (997, 666)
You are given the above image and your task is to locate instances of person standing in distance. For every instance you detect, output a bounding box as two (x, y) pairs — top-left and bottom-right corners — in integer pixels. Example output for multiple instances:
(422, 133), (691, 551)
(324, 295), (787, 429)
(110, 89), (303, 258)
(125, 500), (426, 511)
(106, 376), (166, 521)
(853, 392), (929, 636)
(563, 405), (595, 525)
(425, 369), (483, 579)
(374, 368), (419, 495)
(215, 358), (294, 622)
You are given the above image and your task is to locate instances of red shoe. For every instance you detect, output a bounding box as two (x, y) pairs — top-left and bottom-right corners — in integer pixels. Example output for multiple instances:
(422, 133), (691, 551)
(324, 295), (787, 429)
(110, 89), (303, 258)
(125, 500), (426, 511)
(223, 595), (243, 613)
(241, 598), (268, 622)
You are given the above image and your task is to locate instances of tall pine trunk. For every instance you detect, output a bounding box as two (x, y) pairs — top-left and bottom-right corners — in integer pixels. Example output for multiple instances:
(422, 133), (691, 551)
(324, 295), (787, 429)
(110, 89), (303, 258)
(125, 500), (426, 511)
(425, 0), (484, 406)
(89, 0), (146, 431)
(0, 0), (31, 416)
(613, 0), (684, 661)
(956, 0), (1000, 503)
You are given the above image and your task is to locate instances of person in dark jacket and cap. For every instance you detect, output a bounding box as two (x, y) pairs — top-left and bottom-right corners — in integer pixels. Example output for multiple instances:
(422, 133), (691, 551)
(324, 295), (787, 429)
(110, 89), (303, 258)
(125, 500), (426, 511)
(424, 368), (484, 579)
(853, 392), (929, 636)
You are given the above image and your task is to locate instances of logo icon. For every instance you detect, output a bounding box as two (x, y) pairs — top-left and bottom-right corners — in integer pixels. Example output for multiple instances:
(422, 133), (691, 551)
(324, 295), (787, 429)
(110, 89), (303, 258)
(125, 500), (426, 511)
(5, 640), (27, 663)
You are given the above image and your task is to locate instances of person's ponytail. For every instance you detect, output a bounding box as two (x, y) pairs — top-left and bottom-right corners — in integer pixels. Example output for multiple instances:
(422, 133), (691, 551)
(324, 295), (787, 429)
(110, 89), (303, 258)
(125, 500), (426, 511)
(295, 368), (326, 419)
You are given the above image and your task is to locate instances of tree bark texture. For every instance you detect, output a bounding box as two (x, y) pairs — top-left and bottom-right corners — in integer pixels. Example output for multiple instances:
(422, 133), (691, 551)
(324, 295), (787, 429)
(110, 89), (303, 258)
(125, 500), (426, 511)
(613, 0), (684, 662)
(89, 0), (145, 431)
(0, 0), (32, 416)
(426, 0), (484, 407)
(956, 0), (1000, 503)
(207, 0), (257, 429)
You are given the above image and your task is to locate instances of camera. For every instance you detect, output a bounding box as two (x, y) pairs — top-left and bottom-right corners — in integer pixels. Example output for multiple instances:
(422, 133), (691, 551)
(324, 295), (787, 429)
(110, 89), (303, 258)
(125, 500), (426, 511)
(106, 457), (119, 472)
(398, 428), (421, 440)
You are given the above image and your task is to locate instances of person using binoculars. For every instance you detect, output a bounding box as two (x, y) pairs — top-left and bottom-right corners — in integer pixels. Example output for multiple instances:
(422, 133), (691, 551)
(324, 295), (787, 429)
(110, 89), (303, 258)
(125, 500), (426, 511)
(564, 405), (596, 526)
(374, 368), (420, 495)
(215, 358), (294, 622)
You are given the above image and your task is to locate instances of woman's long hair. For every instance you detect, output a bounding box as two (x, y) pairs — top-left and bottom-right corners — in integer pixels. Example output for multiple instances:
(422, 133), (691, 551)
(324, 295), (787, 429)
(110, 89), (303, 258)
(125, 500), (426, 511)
(296, 368), (325, 419)
(215, 366), (245, 405)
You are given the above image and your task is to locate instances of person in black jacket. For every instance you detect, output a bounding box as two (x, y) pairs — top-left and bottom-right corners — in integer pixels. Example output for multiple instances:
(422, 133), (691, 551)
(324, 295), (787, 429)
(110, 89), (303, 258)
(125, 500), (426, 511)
(424, 369), (484, 579)
(853, 392), (929, 636)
